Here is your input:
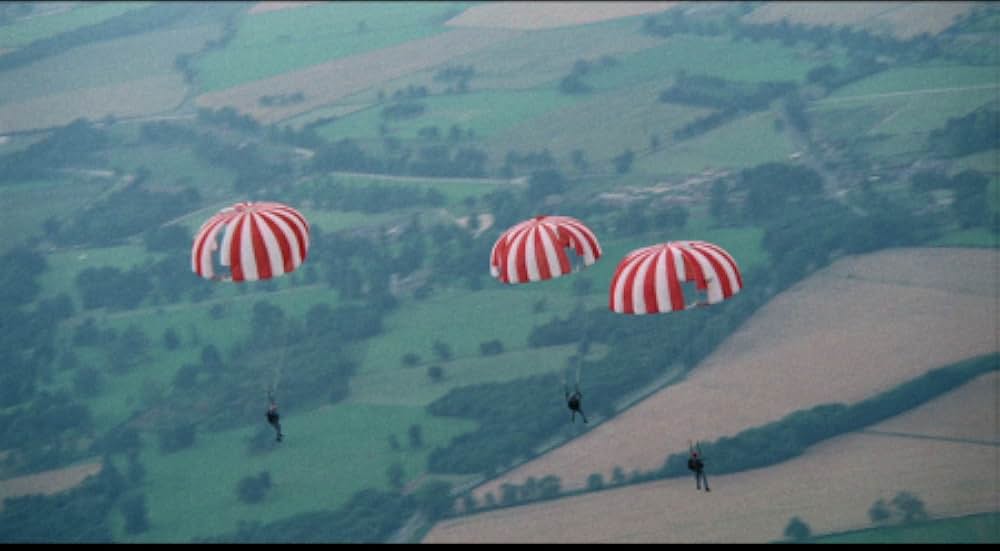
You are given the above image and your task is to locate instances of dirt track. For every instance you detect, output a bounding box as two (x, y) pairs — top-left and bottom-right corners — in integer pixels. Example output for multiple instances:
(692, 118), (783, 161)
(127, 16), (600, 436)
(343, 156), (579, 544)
(0, 460), (103, 511)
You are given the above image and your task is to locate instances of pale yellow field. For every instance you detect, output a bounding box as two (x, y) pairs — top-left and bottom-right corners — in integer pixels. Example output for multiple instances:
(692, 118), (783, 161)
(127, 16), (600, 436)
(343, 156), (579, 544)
(743, 1), (979, 39)
(194, 28), (521, 124)
(0, 460), (103, 511)
(425, 371), (999, 543)
(0, 74), (186, 134)
(444, 2), (678, 31)
(248, 1), (323, 15)
(468, 247), (998, 500)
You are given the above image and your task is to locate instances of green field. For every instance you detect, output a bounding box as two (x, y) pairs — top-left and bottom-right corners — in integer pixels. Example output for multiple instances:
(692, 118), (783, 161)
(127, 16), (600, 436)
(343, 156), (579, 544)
(636, 109), (797, 175)
(488, 79), (713, 170)
(825, 64), (1000, 99)
(0, 2), (152, 49)
(192, 2), (473, 92)
(586, 34), (839, 90)
(356, 286), (597, 378)
(349, 343), (609, 408)
(0, 23), (221, 106)
(811, 70), (999, 160)
(809, 513), (1000, 543)
(0, 178), (108, 253)
(104, 144), (238, 201)
(331, 172), (510, 207)
(126, 402), (476, 542)
(317, 88), (584, 144)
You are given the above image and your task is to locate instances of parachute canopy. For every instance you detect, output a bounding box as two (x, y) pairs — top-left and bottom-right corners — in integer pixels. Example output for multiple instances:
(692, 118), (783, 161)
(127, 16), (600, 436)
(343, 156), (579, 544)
(192, 201), (310, 282)
(609, 240), (742, 315)
(490, 215), (601, 284)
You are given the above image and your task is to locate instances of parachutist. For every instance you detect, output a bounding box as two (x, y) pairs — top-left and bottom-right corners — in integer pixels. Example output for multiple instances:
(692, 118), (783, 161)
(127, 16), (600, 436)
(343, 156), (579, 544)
(266, 393), (283, 442)
(565, 384), (588, 424)
(688, 441), (709, 491)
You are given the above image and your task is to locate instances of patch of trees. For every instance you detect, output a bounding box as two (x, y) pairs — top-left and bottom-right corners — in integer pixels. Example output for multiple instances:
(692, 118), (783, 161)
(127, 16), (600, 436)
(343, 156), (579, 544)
(434, 65), (474, 93)
(381, 101), (426, 121)
(53, 179), (200, 247)
(910, 169), (993, 230)
(426, 372), (566, 475)
(295, 178), (446, 213)
(500, 149), (556, 179)
(732, 17), (941, 64)
(311, 138), (382, 173)
(673, 107), (740, 141)
(558, 56), (619, 95)
(0, 390), (94, 474)
(201, 488), (415, 543)
(927, 108), (1000, 158)
(75, 267), (154, 311)
(0, 248), (67, 411)
(0, 456), (126, 542)
(236, 471), (273, 504)
(196, 106), (261, 134)
(660, 74), (796, 112)
(736, 162), (824, 224)
(869, 491), (930, 526)
(805, 54), (890, 93)
(0, 118), (109, 183)
(612, 201), (689, 237)
(656, 354), (997, 479)
(0, 2), (197, 72)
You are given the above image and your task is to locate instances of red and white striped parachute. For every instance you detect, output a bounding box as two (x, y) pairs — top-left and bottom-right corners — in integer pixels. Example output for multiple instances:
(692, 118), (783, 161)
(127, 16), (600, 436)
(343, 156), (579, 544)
(609, 240), (742, 314)
(192, 201), (310, 282)
(490, 215), (602, 284)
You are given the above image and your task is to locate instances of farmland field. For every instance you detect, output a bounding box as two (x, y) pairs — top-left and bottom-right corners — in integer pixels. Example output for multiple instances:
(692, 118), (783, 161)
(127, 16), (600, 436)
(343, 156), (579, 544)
(0, 23), (223, 133)
(128, 403), (477, 542)
(743, 2), (979, 40)
(316, 88), (586, 144)
(0, 2), (152, 49)
(194, 27), (522, 124)
(424, 369), (999, 543)
(811, 513), (1000, 543)
(193, 2), (474, 92)
(0, 178), (107, 253)
(465, 247), (998, 501)
(444, 1), (678, 31)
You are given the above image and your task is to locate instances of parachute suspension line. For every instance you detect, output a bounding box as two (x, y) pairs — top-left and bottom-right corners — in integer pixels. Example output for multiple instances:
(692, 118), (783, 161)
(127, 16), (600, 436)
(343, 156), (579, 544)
(270, 300), (292, 397)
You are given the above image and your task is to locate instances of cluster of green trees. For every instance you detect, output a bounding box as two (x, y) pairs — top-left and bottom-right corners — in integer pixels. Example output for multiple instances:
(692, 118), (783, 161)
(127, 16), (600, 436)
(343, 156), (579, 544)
(910, 169), (994, 230)
(0, 119), (109, 183)
(0, 458), (126, 542)
(52, 179), (199, 247)
(660, 74), (796, 112)
(656, 354), (996, 480)
(0, 2), (200, 73)
(202, 488), (416, 543)
(927, 108), (1000, 159)
(433, 65), (474, 94)
(292, 178), (446, 213)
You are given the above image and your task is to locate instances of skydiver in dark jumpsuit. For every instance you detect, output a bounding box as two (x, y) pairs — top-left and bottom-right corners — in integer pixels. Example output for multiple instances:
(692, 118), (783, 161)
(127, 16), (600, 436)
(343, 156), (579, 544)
(688, 441), (709, 491)
(565, 384), (588, 424)
(266, 392), (283, 442)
